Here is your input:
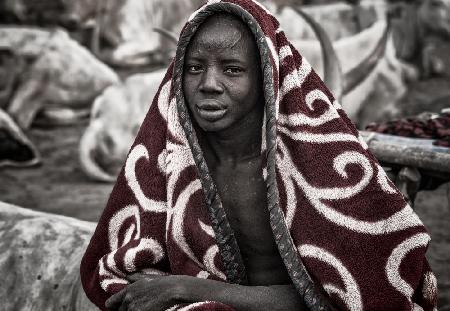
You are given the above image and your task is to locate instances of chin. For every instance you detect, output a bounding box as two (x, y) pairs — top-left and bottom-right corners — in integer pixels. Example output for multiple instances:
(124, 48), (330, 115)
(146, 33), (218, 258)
(194, 118), (230, 133)
(197, 122), (226, 133)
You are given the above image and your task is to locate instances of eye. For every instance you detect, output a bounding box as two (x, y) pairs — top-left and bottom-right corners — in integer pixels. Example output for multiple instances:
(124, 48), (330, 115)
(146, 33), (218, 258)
(224, 66), (244, 75)
(186, 64), (203, 74)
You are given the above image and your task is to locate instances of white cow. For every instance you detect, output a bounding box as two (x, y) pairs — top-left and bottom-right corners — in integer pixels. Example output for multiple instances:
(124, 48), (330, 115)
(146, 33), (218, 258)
(95, 0), (200, 66)
(0, 27), (119, 129)
(286, 16), (417, 128)
(0, 202), (96, 310)
(342, 29), (418, 128)
(79, 70), (166, 182)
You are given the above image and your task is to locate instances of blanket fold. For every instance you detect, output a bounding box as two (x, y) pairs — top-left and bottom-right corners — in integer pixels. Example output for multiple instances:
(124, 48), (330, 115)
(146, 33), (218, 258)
(81, 1), (437, 310)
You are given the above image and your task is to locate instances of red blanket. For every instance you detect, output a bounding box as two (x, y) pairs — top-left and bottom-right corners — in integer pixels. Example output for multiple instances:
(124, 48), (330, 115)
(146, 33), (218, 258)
(81, 1), (437, 310)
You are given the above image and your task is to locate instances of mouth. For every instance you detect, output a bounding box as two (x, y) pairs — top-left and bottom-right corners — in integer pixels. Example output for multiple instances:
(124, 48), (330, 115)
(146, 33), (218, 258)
(195, 100), (227, 122)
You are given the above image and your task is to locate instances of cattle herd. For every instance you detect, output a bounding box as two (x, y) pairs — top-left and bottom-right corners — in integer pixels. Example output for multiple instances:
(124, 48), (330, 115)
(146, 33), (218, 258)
(1, 0), (450, 181)
(1, 0), (450, 309)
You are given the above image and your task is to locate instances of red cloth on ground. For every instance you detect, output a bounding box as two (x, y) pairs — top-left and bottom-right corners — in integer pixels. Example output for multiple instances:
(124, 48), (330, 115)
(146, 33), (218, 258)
(366, 112), (450, 147)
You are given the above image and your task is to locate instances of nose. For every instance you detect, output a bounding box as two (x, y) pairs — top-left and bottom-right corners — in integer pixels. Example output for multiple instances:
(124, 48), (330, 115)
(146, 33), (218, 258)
(199, 67), (224, 94)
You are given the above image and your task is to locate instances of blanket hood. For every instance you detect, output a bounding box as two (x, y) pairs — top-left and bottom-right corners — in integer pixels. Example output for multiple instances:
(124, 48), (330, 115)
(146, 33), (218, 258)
(172, 1), (334, 309)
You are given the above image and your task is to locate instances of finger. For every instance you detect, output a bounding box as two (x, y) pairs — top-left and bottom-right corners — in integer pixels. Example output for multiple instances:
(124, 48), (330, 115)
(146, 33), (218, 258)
(105, 289), (127, 310)
(126, 273), (147, 283)
(127, 272), (161, 283)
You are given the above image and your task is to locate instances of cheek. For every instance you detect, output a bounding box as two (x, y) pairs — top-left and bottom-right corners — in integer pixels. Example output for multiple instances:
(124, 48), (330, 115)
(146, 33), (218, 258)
(229, 76), (259, 99)
(182, 77), (196, 102)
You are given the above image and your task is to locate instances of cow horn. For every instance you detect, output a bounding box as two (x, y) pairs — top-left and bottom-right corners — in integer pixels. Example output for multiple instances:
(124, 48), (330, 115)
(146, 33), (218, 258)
(0, 108), (41, 168)
(79, 122), (116, 183)
(342, 21), (390, 95)
(291, 7), (344, 100)
(153, 27), (178, 44)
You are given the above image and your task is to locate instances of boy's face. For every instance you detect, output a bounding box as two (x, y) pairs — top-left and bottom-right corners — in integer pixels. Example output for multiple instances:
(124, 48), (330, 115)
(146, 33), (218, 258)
(182, 14), (263, 133)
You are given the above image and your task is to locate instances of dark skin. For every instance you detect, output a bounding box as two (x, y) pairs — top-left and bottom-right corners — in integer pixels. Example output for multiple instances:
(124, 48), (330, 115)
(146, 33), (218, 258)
(106, 14), (307, 311)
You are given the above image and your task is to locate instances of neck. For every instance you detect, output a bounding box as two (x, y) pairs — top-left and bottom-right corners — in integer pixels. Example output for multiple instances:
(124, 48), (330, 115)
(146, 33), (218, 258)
(199, 106), (264, 166)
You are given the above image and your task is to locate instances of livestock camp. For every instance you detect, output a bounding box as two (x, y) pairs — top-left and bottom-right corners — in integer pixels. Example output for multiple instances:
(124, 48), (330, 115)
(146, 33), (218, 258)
(0, 0), (449, 310)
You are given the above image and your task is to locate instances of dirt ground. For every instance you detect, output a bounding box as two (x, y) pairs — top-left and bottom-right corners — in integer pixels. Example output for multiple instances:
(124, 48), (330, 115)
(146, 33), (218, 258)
(0, 122), (449, 309)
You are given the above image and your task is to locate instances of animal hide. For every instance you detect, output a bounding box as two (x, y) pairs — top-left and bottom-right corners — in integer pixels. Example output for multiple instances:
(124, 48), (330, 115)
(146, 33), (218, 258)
(81, 1), (437, 310)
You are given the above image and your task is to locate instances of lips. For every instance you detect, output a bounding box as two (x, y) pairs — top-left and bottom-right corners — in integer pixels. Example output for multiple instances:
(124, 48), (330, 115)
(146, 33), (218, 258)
(195, 100), (227, 122)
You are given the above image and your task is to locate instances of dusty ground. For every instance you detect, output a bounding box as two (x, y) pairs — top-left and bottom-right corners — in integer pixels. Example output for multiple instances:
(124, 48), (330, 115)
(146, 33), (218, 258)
(0, 121), (448, 309)
(0, 123), (111, 222)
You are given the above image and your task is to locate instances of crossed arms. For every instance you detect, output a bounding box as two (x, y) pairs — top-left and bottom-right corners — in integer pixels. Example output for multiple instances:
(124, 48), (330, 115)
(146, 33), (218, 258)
(105, 273), (308, 311)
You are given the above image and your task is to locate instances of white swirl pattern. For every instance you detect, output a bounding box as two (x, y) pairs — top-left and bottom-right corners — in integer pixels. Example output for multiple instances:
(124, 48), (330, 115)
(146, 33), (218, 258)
(386, 233), (430, 299)
(278, 89), (340, 127)
(277, 138), (424, 234)
(124, 237), (164, 272)
(278, 126), (360, 144)
(125, 144), (167, 212)
(376, 164), (397, 194)
(279, 45), (293, 62)
(280, 61), (312, 100)
(157, 81), (171, 122)
(171, 179), (204, 267)
(299, 244), (363, 311)
(108, 204), (140, 251)
(199, 220), (227, 280)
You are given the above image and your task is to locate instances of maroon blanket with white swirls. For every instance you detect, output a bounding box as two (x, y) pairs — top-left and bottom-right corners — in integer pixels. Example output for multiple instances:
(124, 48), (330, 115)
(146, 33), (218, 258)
(80, 1), (437, 310)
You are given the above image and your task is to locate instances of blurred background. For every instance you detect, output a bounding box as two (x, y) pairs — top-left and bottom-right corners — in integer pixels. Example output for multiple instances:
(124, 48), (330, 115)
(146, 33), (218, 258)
(0, 0), (449, 309)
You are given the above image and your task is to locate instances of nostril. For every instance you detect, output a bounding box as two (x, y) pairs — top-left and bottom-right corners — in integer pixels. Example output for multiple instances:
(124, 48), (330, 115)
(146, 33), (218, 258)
(103, 134), (115, 153)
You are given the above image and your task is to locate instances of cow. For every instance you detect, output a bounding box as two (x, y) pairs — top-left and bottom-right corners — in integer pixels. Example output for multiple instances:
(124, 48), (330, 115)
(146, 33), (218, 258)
(266, 0), (388, 42)
(79, 70), (164, 182)
(0, 27), (119, 129)
(348, 0), (450, 126)
(88, 0), (202, 66)
(345, 32), (419, 128)
(391, 0), (450, 78)
(0, 201), (96, 310)
(272, 6), (417, 128)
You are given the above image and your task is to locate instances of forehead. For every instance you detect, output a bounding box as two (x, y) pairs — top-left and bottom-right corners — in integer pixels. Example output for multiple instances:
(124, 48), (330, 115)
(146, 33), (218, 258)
(186, 14), (258, 58)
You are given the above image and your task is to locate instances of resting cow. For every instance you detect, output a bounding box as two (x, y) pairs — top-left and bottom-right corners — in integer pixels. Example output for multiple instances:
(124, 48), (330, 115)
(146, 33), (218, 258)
(0, 27), (118, 129)
(0, 201), (96, 310)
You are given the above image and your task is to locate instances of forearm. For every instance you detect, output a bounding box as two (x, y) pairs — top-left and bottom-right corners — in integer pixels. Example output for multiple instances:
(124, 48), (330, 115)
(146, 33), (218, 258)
(182, 276), (307, 311)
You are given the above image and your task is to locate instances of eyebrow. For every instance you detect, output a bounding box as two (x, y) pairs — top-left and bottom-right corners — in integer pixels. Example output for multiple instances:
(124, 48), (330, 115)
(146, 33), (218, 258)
(185, 55), (247, 65)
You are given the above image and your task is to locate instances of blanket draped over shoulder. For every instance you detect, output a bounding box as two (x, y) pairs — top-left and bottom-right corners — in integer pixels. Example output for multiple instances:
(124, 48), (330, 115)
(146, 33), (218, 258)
(80, 1), (437, 310)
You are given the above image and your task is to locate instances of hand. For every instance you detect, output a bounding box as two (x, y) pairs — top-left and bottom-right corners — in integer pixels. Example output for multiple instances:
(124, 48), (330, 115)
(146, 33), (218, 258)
(105, 273), (187, 311)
